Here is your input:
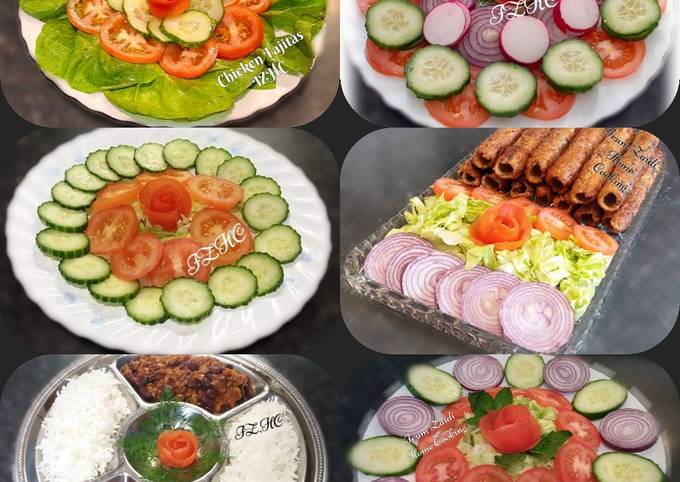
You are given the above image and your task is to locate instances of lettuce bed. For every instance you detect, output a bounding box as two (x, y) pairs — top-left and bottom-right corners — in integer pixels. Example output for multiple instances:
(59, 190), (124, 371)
(19, 0), (326, 121)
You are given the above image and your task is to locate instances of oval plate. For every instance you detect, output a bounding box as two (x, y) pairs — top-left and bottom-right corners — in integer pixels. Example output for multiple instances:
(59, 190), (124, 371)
(6, 129), (332, 353)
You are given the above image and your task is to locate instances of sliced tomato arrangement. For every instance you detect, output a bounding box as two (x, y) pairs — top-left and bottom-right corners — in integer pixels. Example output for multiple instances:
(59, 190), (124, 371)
(139, 178), (193, 231)
(146, 237), (211, 286)
(186, 175), (243, 210)
(111, 232), (163, 281)
(148, 0), (190, 17)
(443, 397), (472, 420)
(433, 178), (471, 200)
(516, 468), (560, 482)
(189, 208), (254, 267)
(582, 29), (646, 79)
(426, 70), (490, 128)
(365, 39), (423, 77)
(85, 205), (139, 255)
(479, 405), (542, 454)
(556, 410), (601, 450)
(460, 465), (513, 482)
(469, 201), (532, 251)
(534, 208), (577, 241)
(525, 388), (572, 412)
(90, 181), (141, 212)
(417, 419), (466, 453)
(156, 430), (199, 469)
(523, 72), (576, 121)
(554, 442), (598, 482)
(224, 0), (272, 14)
(100, 14), (165, 64)
(159, 40), (218, 79)
(506, 198), (542, 218)
(214, 6), (265, 60)
(470, 186), (506, 205)
(67, 0), (114, 34)
(573, 225), (619, 255)
(415, 446), (469, 482)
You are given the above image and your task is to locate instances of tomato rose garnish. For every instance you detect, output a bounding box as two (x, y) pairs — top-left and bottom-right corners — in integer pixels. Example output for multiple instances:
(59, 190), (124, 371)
(479, 405), (542, 454)
(157, 430), (199, 469)
(469, 201), (532, 251)
(139, 178), (192, 232)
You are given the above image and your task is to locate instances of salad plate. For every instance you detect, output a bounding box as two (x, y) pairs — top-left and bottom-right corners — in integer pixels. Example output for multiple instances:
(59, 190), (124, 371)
(17, 0), (327, 126)
(6, 128), (332, 353)
(350, 355), (670, 481)
(341, 0), (676, 127)
(14, 354), (328, 482)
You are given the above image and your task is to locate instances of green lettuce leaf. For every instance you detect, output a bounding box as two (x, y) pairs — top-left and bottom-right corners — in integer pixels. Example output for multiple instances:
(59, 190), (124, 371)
(20, 0), (66, 21)
(262, 22), (313, 75)
(262, 0), (326, 53)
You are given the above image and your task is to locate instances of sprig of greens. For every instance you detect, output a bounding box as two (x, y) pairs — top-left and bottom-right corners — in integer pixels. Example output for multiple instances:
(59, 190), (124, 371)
(466, 388), (513, 426)
(495, 431), (573, 469)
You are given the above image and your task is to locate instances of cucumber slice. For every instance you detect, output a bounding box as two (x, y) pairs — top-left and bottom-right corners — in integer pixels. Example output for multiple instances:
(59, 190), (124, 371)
(542, 39), (603, 93)
(405, 364), (462, 405)
(108, 0), (124, 11)
(253, 225), (302, 264)
(601, 0), (660, 40)
(573, 379), (628, 420)
(86, 149), (121, 182)
(504, 354), (545, 389)
(208, 266), (258, 308)
(38, 202), (88, 232)
(51, 181), (96, 210)
(163, 139), (200, 169)
(196, 147), (231, 176)
(106, 145), (141, 178)
(59, 254), (111, 286)
(134, 143), (168, 172)
(123, 0), (152, 35)
(65, 164), (107, 192)
(242, 194), (289, 231)
(161, 10), (214, 47)
(593, 453), (666, 482)
(366, 0), (424, 50)
(148, 17), (172, 43)
(241, 176), (282, 201)
(348, 436), (420, 477)
(189, 0), (224, 23)
(125, 287), (168, 325)
(237, 252), (284, 296)
(216, 156), (256, 184)
(405, 46), (471, 100)
(89, 275), (140, 304)
(476, 62), (537, 117)
(161, 278), (214, 323)
(36, 229), (90, 259)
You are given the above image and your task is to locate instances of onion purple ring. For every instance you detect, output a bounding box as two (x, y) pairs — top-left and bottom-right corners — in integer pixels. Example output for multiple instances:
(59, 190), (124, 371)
(452, 355), (504, 391)
(364, 234), (432, 285)
(544, 356), (590, 392)
(377, 396), (435, 438)
(600, 408), (660, 452)
(436, 265), (490, 319)
(402, 252), (464, 307)
(456, 7), (506, 68)
(461, 271), (521, 337)
(385, 245), (433, 293)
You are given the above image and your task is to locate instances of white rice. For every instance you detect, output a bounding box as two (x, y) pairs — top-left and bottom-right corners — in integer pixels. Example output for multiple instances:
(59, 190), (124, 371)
(37, 369), (132, 482)
(217, 399), (301, 482)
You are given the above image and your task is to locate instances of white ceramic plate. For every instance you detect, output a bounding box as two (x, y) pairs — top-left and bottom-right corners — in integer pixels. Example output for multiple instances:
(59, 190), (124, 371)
(6, 128), (332, 353)
(355, 355), (668, 480)
(17, 11), (326, 126)
(342, 0), (676, 127)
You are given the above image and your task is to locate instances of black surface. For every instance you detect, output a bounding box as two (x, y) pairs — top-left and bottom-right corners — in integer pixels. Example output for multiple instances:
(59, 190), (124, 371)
(0, 354), (341, 482)
(0, 128), (340, 355)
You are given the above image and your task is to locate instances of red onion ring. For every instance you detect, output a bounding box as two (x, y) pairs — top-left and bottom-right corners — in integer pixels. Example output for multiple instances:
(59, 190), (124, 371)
(436, 266), (490, 319)
(385, 245), (433, 293)
(364, 234), (432, 285)
(460, 271), (521, 337)
(402, 252), (464, 307)
(421, 0), (476, 13)
(499, 282), (575, 352)
(453, 355), (504, 391)
(600, 409), (660, 452)
(544, 356), (590, 392)
(377, 396), (435, 438)
(456, 7), (506, 68)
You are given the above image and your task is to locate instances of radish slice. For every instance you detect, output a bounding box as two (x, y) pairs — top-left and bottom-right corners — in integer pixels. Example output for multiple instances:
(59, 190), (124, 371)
(600, 409), (660, 452)
(421, 0), (475, 12)
(461, 271), (521, 337)
(499, 282), (574, 352)
(544, 356), (590, 392)
(534, 6), (577, 44)
(377, 396), (435, 437)
(402, 252), (464, 307)
(500, 16), (550, 65)
(554, 0), (600, 33)
(452, 355), (504, 391)
(457, 7), (506, 67)
(385, 245), (433, 293)
(364, 234), (432, 285)
(424, 2), (471, 47)
(436, 265), (489, 319)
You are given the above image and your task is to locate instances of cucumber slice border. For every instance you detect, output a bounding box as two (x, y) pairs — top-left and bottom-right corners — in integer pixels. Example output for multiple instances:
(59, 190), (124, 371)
(405, 364), (462, 405)
(504, 354), (545, 389)
(573, 379), (628, 420)
(37, 201), (89, 233)
(161, 277), (215, 323)
(208, 265), (259, 308)
(59, 254), (111, 286)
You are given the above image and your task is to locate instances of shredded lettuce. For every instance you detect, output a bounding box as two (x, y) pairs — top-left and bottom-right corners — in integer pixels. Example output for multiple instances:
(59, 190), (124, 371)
(391, 194), (612, 317)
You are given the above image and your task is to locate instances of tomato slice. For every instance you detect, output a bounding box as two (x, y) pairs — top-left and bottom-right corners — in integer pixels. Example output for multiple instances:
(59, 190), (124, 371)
(516, 468), (560, 482)
(582, 28), (646, 79)
(85, 206), (138, 255)
(186, 175), (243, 210)
(148, 0), (189, 17)
(100, 14), (165, 64)
(110, 232), (163, 281)
(139, 178), (192, 232)
(433, 178), (471, 200)
(534, 208), (577, 240)
(523, 71), (576, 120)
(146, 237), (210, 286)
(526, 388), (572, 412)
(426, 69), (490, 128)
(415, 446), (469, 482)
(225, 0), (272, 13)
(573, 225), (619, 255)
(189, 209), (253, 267)
(460, 465), (513, 482)
(67, 0), (114, 34)
(356, 0), (377, 14)
(479, 405), (542, 454)
(137, 169), (194, 186)
(556, 410), (602, 450)
(443, 397), (472, 421)
(365, 39), (423, 77)
(470, 201), (532, 251)
(214, 6), (264, 60)
(555, 442), (597, 482)
(160, 39), (217, 79)
(507, 198), (542, 218)
(470, 187), (505, 204)
(417, 419), (466, 453)
(90, 181), (140, 213)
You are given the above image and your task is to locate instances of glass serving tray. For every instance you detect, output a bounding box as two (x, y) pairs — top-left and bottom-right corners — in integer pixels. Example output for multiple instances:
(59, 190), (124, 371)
(343, 143), (669, 354)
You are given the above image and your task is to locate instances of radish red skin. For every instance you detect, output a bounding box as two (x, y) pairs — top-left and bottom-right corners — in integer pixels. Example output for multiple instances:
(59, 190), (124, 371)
(553, 0), (599, 34)
(423, 2), (471, 47)
(499, 16), (550, 66)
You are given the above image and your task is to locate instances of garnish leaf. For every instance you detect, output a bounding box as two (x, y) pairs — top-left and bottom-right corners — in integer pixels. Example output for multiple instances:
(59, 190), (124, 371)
(493, 388), (513, 409)
(469, 391), (495, 417)
(530, 430), (572, 458)
(495, 453), (524, 470)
